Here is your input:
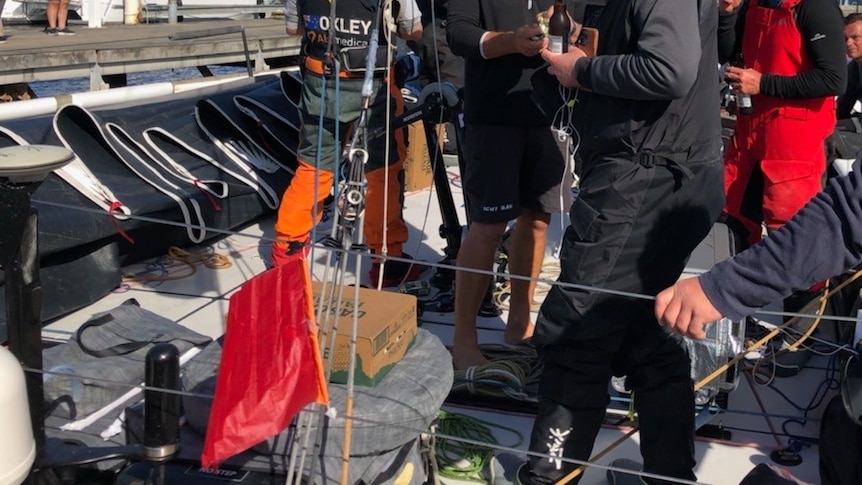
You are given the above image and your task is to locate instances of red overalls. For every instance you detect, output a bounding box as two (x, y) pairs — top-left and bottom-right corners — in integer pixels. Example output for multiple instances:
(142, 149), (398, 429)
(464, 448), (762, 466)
(723, 0), (835, 247)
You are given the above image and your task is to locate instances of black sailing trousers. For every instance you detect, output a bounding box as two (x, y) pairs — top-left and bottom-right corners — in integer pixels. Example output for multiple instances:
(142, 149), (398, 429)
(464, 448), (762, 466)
(522, 153), (725, 484)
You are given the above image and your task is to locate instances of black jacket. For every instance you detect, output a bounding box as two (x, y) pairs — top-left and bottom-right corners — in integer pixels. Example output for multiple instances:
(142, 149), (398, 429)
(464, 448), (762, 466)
(838, 61), (862, 120)
(570, 0), (722, 164)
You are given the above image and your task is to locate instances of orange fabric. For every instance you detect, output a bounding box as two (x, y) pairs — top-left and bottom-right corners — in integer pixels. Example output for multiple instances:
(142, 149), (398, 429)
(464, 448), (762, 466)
(270, 240), (310, 268)
(274, 159), (334, 245)
(364, 162), (407, 256)
(276, 75), (410, 258)
(364, 77), (409, 257)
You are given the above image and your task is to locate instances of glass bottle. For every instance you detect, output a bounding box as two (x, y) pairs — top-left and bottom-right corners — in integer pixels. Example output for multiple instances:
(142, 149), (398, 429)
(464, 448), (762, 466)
(732, 53), (753, 115)
(548, 0), (571, 54)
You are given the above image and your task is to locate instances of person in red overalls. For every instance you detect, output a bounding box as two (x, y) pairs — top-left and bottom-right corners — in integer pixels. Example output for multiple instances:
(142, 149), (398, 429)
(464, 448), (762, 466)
(720, 0), (846, 376)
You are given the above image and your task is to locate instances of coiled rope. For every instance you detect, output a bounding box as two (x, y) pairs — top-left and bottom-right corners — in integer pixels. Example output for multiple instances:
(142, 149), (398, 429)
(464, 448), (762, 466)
(433, 410), (523, 483)
(122, 245), (233, 282)
(451, 344), (541, 401)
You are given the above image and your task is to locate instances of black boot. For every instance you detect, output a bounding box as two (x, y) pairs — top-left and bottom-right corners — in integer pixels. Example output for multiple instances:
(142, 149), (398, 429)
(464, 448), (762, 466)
(634, 380), (697, 485)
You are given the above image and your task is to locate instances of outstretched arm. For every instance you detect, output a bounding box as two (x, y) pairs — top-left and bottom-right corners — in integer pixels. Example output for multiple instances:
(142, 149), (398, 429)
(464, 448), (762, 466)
(658, 159), (862, 339)
(541, 0), (701, 99)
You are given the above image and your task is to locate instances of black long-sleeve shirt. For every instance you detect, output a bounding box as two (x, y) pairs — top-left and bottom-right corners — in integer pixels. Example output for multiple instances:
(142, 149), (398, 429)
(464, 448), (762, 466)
(446, 0), (590, 125)
(717, 0), (846, 99)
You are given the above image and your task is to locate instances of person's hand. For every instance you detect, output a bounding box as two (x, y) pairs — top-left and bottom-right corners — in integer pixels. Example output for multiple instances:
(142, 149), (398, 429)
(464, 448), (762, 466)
(654, 277), (722, 340)
(718, 0), (743, 14)
(513, 24), (546, 57)
(541, 46), (588, 88)
(724, 65), (761, 96)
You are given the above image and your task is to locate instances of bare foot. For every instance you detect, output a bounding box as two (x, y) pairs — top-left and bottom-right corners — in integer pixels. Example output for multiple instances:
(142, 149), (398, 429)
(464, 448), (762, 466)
(452, 345), (489, 370)
(504, 321), (535, 345)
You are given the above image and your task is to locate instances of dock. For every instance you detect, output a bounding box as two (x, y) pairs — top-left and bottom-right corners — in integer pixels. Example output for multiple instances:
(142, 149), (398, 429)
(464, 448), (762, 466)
(0, 18), (301, 90)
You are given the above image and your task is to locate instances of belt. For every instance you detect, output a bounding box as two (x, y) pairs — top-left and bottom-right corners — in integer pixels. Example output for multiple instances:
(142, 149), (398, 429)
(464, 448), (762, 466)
(303, 56), (355, 78)
(303, 56), (389, 79)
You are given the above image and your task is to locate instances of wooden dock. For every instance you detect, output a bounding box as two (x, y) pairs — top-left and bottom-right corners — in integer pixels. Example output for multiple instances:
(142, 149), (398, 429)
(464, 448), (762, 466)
(8, 5), (859, 93)
(0, 18), (301, 90)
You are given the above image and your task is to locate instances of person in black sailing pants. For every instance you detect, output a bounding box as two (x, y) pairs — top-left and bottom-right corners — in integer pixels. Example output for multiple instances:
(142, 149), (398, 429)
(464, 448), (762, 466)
(275, 0), (424, 289)
(512, 1), (725, 484)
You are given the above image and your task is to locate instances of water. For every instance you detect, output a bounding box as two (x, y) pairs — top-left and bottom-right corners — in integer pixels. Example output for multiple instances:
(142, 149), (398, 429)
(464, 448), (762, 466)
(28, 65), (248, 98)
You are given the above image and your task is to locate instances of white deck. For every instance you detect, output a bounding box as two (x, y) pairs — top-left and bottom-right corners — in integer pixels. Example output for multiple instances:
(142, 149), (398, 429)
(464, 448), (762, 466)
(39, 167), (831, 485)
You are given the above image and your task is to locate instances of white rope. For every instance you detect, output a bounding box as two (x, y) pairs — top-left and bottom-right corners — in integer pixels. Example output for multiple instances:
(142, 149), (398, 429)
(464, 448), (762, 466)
(1, 124), (132, 219)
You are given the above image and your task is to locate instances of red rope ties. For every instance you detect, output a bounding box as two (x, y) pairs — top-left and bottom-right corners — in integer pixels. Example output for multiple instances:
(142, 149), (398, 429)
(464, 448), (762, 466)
(108, 201), (135, 244)
(194, 179), (221, 212)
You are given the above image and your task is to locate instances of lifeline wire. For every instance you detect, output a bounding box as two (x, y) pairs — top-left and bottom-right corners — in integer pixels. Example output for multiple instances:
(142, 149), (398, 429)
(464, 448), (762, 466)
(30, 196), (862, 329)
(26, 361), (824, 448)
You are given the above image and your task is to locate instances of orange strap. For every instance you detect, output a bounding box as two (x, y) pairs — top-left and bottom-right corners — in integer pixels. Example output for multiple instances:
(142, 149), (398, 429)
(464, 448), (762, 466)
(304, 56), (359, 79)
(303, 56), (393, 79)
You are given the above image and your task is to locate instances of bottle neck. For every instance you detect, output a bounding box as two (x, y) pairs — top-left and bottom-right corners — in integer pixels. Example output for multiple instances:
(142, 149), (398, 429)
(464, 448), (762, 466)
(553, 3), (566, 18)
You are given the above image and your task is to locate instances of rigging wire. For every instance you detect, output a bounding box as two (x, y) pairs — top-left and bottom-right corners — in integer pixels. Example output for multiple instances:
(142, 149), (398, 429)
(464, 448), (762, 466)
(551, 271), (862, 484)
(20, 236), (852, 482)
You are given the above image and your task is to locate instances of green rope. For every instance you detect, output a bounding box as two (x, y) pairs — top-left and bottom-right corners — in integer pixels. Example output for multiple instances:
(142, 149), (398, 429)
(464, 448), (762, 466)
(433, 410), (524, 483)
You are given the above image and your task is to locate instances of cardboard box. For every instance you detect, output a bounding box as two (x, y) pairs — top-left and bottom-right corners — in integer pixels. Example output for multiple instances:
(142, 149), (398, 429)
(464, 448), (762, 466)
(403, 121), (443, 192)
(312, 282), (417, 387)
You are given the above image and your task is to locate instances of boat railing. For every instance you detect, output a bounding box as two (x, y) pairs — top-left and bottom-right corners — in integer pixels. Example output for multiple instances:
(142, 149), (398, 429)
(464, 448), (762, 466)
(137, 3), (284, 22)
(5, 0), (283, 24)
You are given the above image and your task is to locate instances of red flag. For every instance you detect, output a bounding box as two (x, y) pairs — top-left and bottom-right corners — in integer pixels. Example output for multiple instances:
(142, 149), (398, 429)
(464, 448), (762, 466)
(201, 255), (328, 467)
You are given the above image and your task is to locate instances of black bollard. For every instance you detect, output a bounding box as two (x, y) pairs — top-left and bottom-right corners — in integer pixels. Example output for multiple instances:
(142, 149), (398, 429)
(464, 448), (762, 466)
(143, 343), (181, 462)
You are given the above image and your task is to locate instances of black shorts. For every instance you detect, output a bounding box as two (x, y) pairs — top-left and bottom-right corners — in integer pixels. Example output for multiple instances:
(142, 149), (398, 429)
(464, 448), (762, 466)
(461, 124), (570, 224)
